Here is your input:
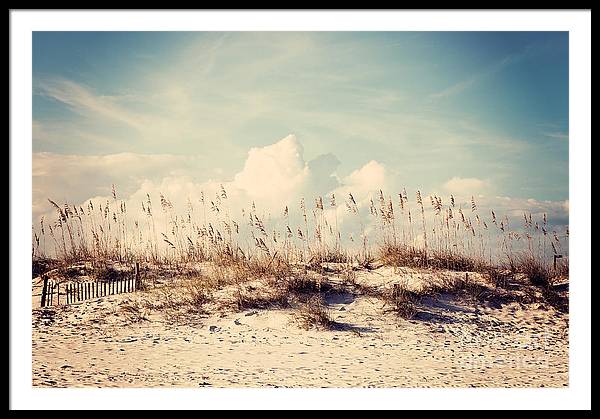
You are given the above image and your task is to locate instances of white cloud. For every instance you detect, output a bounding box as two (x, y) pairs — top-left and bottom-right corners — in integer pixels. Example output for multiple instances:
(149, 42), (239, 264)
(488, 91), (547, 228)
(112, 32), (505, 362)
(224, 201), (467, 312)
(34, 134), (342, 223)
(543, 131), (569, 141)
(486, 195), (569, 223)
(443, 176), (487, 195)
(35, 78), (147, 131)
(344, 160), (387, 193)
(428, 49), (526, 100)
(32, 152), (213, 221)
(232, 134), (310, 206)
(429, 77), (477, 100)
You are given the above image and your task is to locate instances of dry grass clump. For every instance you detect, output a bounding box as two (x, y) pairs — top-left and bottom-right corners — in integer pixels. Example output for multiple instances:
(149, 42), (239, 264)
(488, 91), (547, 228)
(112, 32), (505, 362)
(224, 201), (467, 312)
(119, 299), (149, 323)
(216, 269), (342, 324)
(312, 248), (351, 264)
(32, 257), (59, 278)
(247, 255), (293, 281)
(482, 267), (514, 289)
(540, 286), (569, 313)
(341, 265), (357, 286)
(127, 257), (291, 318)
(93, 263), (131, 283)
(379, 245), (427, 268)
(379, 244), (486, 273)
(425, 272), (500, 303)
(372, 272), (500, 319)
(382, 282), (421, 319)
(232, 271), (328, 312)
(285, 272), (324, 295)
(512, 254), (553, 288)
(150, 283), (191, 311)
(139, 276), (209, 313)
(555, 257), (569, 278)
(184, 277), (213, 309)
(200, 254), (292, 287)
(234, 286), (289, 311)
(428, 252), (486, 272)
(294, 295), (335, 330)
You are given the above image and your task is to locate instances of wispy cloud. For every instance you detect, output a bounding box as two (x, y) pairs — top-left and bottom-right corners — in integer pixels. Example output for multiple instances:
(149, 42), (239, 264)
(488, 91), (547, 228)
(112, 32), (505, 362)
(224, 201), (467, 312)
(35, 78), (148, 131)
(429, 78), (478, 100)
(428, 49), (527, 100)
(543, 131), (569, 141)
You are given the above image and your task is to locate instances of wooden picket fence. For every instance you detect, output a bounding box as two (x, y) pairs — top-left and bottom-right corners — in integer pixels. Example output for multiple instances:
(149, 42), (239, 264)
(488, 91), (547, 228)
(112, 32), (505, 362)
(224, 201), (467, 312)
(40, 262), (141, 307)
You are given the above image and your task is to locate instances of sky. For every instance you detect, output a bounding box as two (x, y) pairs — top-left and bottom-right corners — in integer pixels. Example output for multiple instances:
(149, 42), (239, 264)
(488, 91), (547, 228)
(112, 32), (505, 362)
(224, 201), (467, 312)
(32, 31), (569, 233)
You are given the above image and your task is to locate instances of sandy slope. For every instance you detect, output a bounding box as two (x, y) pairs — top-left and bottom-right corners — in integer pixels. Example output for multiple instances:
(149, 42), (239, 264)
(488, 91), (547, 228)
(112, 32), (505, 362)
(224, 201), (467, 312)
(32, 266), (568, 388)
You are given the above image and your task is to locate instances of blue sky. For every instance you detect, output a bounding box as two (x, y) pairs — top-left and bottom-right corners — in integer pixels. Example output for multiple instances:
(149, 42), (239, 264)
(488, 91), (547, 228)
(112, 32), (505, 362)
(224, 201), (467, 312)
(32, 31), (569, 224)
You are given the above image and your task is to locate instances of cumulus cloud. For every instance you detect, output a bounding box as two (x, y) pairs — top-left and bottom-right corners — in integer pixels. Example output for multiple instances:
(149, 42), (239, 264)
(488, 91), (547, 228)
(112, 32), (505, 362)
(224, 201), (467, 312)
(443, 176), (487, 195)
(232, 134), (311, 206)
(32, 152), (213, 221)
(344, 160), (388, 194)
(34, 134), (342, 222)
(485, 195), (569, 225)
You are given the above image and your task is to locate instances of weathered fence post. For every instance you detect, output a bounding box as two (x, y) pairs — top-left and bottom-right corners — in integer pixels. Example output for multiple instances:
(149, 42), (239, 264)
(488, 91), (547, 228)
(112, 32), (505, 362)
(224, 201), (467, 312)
(40, 275), (48, 308)
(135, 262), (140, 290)
(553, 254), (563, 271)
(56, 283), (60, 305)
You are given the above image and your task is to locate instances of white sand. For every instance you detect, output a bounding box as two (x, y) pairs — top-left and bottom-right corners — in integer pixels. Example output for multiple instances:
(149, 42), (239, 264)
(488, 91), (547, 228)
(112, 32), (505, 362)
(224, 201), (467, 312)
(32, 266), (568, 388)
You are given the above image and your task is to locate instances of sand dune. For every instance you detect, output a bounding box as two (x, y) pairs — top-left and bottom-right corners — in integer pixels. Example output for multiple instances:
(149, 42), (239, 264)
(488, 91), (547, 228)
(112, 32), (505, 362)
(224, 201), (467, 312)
(32, 266), (568, 388)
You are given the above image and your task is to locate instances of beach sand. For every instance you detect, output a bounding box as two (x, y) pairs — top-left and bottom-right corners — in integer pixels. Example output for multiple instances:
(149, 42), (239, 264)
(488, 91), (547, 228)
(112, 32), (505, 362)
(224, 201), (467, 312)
(32, 266), (569, 388)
